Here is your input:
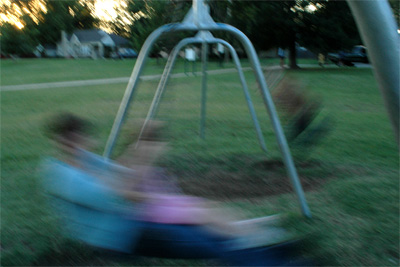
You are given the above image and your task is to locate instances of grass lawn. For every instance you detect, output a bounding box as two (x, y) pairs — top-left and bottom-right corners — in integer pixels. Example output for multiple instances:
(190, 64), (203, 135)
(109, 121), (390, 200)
(0, 57), (318, 86)
(1, 59), (398, 266)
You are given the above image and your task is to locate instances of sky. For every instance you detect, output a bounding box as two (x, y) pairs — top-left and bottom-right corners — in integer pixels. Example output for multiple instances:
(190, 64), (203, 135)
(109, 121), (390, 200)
(93, 0), (129, 22)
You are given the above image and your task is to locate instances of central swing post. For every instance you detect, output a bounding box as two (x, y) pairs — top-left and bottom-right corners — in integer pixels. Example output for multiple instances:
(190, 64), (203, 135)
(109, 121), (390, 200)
(135, 31), (268, 153)
(200, 36), (208, 139)
(103, 0), (312, 218)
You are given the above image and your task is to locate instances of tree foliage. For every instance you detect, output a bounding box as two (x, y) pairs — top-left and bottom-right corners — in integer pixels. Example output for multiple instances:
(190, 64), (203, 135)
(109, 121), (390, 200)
(227, 0), (361, 68)
(110, 0), (361, 68)
(126, 0), (191, 53)
(1, 21), (38, 56)
(0, 2), (40, 56)
(37, 0), (99, 45)
(106, 14), (131, 39)
(0, 0), (99, 56)
(1, 0), (378, 61)
(228, 0), (304, 68)
(299, 0), (361, 54)
(388, 0), (399, 27)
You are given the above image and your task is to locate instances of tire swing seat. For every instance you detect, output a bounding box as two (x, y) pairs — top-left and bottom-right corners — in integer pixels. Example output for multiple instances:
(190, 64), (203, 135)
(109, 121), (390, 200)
(42, 153), (304, 265)
(42, 156), (140, 254)
(42, 152), (231, 259)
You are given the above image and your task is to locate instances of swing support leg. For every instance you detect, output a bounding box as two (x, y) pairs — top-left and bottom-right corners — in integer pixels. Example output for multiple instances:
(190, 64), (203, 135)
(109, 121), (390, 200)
(103, 24), (181, 158)
(218, 24), (312, 218)
(136, 37), (200, 145)
(135, 34), (268, 152)
(223, 40), (268, 152)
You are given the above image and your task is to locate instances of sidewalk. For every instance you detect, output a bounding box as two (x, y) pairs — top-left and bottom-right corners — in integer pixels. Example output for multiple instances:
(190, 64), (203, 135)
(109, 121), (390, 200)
(1, 63), (369, 92)
(0, 65), (282, 92)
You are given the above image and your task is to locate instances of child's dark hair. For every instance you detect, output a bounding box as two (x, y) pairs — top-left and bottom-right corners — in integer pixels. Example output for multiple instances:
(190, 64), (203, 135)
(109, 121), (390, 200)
(45, 113), (91, 140)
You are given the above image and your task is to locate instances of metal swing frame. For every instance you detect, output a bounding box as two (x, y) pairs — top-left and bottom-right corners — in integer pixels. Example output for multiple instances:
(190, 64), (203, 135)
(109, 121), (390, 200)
(103, 0), (312, 218)
(102, 0), (399, 219)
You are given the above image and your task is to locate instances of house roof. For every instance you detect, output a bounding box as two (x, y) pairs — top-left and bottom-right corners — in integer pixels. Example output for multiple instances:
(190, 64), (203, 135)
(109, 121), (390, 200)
(109, 34), (130, 46)
(73, 29), (106, 42)
(68, 29), (129, 48)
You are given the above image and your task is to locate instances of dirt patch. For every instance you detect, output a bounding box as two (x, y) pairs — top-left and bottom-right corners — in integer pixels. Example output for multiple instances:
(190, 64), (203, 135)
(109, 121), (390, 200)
(176, 159), (332, 201)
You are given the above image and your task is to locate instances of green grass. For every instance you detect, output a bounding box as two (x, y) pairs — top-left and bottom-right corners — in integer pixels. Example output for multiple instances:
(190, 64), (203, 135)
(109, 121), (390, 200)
(1, 59), (398, 266)
(0, 57), (318, 85)
(0, 58), (239, 85)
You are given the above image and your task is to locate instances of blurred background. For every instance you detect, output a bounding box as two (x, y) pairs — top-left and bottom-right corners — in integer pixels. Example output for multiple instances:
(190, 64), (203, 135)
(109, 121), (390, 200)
(1, 0), (399, 266)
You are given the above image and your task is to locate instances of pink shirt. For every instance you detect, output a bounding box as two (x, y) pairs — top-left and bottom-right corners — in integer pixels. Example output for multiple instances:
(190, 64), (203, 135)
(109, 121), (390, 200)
(139, 194), (208, 224)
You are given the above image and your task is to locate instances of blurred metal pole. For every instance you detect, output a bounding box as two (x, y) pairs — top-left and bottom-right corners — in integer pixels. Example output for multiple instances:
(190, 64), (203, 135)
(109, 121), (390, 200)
(135, 37), (198, 146)
(136, 34), (267, 152)
(104, 0), (311, 217)
(103, 24), (179, 158)
(200, 39), (208, 138)
(347, 0), (400, 143)
(220, 40), (268, 153)
(217, 23), (312, 218)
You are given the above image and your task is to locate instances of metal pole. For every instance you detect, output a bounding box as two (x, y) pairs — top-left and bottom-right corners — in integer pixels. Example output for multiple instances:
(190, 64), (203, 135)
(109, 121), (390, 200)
(217, 23), (312, 218)
(103, 24), (180, 158)
(347, 0), (400, 143)
(200, 41), (208, 138)
(103, 1), (311, 217)
(136, 36), (267, 152)
(217, 40), (268, 152)
(136, 38), (199, 144)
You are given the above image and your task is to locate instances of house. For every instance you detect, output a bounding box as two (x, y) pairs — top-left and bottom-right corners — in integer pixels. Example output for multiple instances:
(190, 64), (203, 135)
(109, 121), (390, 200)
(109, 34), (130, 48)
(56, 29), (130, 59)
(109, 33), (133, 57)
(43, 44), (58, 57)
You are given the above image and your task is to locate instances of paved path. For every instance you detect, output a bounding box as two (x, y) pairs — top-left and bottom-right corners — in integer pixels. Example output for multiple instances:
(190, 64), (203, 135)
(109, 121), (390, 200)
(1, 63), (370, 92)
(1, 66), (259, 92)
(0, 65), (286, 92)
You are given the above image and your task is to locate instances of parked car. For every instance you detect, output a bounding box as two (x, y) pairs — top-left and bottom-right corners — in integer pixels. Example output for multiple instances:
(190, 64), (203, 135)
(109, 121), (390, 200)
(118, 48), (138, 58)
(327, 45), (369, 66)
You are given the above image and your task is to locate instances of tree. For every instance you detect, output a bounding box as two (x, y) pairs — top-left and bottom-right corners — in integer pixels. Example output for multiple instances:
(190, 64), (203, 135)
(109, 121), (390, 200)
(388, 0), (399, 27)
(0, 21), (38, 56)
(228, 0), (361, 68)
(0, 0), (99, 48)
(36, 0), (98, 45)
(71, 2), (100, 30)
(0, 0), (42, 24)
(208, 0), (231, 23)
(126, 0), (191, 53)
(0, 1), (41, 56)
(0, 3), (42, 56)
(298, 0), (361, 54)
(228, 0), (302, 68)
(106, 14), (132, 39)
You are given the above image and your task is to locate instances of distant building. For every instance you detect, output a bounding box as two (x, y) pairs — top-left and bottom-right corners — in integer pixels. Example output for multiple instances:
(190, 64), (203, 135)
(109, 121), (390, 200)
(109, 33), (130, 48)
(43, 44), (58, 58)
(55, 29), (130, 59)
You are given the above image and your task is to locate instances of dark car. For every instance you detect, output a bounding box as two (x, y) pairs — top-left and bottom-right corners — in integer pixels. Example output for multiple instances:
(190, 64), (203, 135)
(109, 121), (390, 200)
(328, 45), (369, 66)
(117, 48), (138, 59)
